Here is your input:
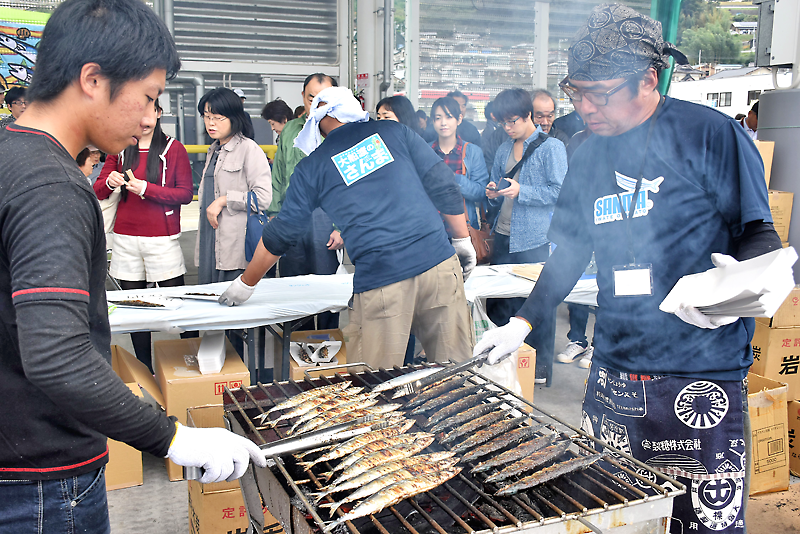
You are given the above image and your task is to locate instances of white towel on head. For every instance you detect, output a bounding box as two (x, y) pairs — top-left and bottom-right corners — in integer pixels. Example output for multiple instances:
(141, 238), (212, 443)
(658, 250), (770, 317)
(293, 87), (370, 155)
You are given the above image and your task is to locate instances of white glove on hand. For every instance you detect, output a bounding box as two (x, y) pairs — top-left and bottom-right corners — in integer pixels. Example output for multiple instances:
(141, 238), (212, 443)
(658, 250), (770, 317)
(452, 237), (477, 280)
(674, 253), (739, 329)
(473, 317), (532, 365)
(218, 274), (256, 307)
(675, 305), (738, 329)
(710, 253), (738, 268)
(166, 423), (267, 484)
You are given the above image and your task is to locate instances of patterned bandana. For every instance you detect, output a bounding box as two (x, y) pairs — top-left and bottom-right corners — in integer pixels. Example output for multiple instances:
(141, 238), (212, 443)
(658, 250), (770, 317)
(568, 3), (688, 82)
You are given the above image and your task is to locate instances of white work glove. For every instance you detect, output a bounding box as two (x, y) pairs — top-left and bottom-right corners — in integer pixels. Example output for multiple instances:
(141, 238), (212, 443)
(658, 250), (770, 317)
(674, 253), (739, 329)
(166, 423), (267, 484)
(218, 274), (256, 307)
(473, 317), (532, 365)
(452, 237), (477, 280)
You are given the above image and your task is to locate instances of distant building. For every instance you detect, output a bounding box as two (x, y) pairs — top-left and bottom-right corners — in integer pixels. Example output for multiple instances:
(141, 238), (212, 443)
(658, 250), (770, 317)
(730, 21), (757, 35)
(669, 66), (789, 118)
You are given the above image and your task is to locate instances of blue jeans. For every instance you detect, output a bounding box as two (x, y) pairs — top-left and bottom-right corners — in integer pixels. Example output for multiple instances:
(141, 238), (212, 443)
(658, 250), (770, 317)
(567, 303), (590, 347)
(0, 467), (110, 534)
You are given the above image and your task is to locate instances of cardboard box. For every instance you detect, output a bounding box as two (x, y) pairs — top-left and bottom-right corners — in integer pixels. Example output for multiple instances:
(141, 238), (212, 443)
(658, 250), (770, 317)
(750, 321), (800, 401)
(106, 385), (144, 491)
(768, 190), (794, 242)
(748, 373), (790, 495)
(106, 345), (164, 491)
(789, 400), (800, 476)
(517, 343), (536, 405)
(187, 405), (285, 534)
(756, 286), (800, 328)
(111, 344), (165, 408)
(289, 329), (347, 381)
(154, 338), (250, 481)
(754, 140), (775, 187)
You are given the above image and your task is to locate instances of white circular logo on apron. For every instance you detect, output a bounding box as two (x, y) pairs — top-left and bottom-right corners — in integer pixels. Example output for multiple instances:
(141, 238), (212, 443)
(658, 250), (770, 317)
(674, 381), (729, 429)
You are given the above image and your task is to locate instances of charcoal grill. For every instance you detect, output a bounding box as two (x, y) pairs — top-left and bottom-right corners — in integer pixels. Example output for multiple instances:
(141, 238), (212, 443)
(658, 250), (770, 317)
(222, 362), (685, 534)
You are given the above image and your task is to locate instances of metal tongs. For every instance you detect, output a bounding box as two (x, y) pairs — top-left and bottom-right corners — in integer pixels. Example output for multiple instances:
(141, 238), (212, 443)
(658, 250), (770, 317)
(392, 350), (491, 398)
(184, 416), (394, 481)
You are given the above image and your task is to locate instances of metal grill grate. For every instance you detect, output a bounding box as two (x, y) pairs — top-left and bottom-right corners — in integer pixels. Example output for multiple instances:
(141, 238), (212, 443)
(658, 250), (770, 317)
(224, 364), (685, 534)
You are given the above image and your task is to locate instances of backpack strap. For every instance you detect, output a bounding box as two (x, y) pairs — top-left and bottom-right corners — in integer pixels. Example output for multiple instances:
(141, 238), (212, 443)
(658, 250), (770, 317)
(159, 136), (175, 187)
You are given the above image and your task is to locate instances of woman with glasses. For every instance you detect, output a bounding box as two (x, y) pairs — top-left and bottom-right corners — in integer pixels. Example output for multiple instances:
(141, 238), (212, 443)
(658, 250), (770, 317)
(93, 98), (193, 371)
(429, 96), (489, 231)
(0, 86), (27, 130)
(196, 88), (271, 286)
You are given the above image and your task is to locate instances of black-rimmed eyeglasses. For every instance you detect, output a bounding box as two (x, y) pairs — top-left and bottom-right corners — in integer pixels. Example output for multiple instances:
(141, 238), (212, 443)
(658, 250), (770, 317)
(558, 76), (635, 106)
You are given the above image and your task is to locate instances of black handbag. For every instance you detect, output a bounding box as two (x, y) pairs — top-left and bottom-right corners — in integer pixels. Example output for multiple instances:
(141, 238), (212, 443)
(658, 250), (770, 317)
(245, 191), (267, 261)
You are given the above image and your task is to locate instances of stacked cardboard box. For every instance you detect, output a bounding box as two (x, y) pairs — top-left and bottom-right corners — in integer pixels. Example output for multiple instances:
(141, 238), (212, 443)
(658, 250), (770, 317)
(789, 400), (800, 476)
(754, 140), (775, 187)
(768, 190), (793, 245)
(752, 287), (800, 401)
(747, 373), (790, 495)
(154, 338), (250, 481)
(107, 346), (165, 491)
(187, 405), (285, 534)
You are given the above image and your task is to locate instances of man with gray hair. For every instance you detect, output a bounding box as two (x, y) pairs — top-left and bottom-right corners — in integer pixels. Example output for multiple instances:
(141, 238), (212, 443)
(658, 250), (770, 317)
(530, 89), (569, 145)
(475, 4), (784, 532)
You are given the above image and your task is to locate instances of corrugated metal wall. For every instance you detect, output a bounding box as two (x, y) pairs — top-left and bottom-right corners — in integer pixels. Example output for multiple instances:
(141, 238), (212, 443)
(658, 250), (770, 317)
(172, 0), (339, 64)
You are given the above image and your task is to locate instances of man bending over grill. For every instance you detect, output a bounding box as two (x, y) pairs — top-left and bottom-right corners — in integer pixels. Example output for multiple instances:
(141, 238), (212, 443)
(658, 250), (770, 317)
(0, 1), (266, 530)
(474, 4), (784, 533)
(218, 87), (476, 369)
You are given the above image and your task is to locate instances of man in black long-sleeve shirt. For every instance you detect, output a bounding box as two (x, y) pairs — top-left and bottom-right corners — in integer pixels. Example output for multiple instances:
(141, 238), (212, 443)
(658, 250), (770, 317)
(0, 1), (264, 530)
(474, 5), (783, 533)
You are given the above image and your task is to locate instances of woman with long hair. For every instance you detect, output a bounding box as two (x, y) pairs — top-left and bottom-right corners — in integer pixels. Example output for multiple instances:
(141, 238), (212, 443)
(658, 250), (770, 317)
(94, 98), (193, 370)
(195, 88), (271, 285)
(376, 95), (423, 136)
(429, 96), (489, 230)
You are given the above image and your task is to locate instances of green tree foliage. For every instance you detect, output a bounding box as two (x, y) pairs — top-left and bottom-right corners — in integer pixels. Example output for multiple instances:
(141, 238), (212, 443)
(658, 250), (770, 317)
(681, 9), (741, 64)
(678, 0), (717, 45)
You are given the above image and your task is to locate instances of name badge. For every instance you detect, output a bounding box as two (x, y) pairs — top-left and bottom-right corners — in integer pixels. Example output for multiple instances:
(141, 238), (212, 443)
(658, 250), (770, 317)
(331, 133), (394, 186)
(612, 264), (653, 297)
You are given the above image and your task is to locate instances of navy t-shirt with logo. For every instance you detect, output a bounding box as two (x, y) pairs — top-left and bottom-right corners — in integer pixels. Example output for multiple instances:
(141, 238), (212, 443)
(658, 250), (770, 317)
(263, 120), (457, 294)
(549, 96), (771, 381)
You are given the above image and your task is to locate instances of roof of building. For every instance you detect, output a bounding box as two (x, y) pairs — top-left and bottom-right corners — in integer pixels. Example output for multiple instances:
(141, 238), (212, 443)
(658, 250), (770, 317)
(707, 66), (769, 79)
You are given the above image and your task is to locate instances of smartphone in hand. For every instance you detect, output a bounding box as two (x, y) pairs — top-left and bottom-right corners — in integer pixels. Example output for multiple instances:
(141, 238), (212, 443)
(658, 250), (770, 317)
(487, 178), (511, 191)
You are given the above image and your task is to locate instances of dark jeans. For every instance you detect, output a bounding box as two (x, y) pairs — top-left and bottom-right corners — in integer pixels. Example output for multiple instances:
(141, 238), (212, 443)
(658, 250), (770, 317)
(486, 235), (555, 380)
(567, 303), (590, 347)
(0, 467), (110, 534)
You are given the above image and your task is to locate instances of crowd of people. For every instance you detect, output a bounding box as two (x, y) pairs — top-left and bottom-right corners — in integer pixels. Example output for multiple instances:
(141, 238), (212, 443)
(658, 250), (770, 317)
(0, 1), (781, 532)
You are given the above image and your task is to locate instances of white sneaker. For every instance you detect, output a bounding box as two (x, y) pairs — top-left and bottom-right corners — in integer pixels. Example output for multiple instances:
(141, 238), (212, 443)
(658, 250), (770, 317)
(556, 341), (589, 364)
(578, 346), (594, 369)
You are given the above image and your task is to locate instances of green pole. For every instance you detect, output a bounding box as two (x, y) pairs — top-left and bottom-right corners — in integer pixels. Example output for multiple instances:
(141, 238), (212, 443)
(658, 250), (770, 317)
(651, 0), (683, 95)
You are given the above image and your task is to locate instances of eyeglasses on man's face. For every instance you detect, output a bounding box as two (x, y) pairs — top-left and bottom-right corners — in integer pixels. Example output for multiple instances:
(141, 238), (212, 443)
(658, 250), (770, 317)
(202, 114), (228, 123)
(499, 116), (523, 129)
(559, 76), (636, 106)
(10, 100), (27, 107)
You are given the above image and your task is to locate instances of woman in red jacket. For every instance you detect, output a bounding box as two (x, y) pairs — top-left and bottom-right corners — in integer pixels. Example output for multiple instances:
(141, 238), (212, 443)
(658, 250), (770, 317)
(94, 99), (194, 370)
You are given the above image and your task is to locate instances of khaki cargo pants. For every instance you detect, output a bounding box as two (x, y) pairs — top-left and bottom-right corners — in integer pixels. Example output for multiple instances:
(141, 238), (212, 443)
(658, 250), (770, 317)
(348, 254), (474, 370)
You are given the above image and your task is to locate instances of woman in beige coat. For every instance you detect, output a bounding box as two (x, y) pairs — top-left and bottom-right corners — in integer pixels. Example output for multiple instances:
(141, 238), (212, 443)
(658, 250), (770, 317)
(195, 88), (272, 284)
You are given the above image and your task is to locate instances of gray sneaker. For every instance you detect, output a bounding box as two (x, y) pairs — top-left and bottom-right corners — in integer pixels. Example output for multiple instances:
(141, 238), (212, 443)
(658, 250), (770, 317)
(556, 341), (589, 364)
(578, 346), (594, 369)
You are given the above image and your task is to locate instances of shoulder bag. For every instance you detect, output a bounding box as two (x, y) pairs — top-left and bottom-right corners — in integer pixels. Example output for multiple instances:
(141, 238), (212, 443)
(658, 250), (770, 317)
(460, 142), (494, 264)
(245, 191), (268, 261)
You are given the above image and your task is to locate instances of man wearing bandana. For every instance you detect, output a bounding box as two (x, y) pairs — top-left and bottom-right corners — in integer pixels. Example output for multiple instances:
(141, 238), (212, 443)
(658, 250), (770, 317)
(219, 87), (476, 370)
(475, 4), (783, 532)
